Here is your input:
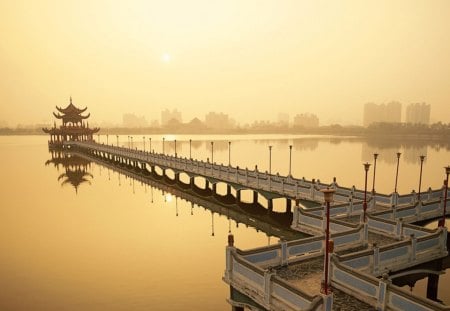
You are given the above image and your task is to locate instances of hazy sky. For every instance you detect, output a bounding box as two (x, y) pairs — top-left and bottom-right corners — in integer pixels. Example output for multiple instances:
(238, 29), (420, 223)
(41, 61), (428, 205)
(1, 0), (450, 126)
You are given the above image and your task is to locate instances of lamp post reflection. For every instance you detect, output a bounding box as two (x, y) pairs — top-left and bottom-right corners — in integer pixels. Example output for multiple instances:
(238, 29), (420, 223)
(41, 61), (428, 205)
(418, 155), (426, 202)
(394, 152), (401, 193)
(288, 144), (293, 177)
(269, 145), (273, 189)
(372, 153), (379, 194)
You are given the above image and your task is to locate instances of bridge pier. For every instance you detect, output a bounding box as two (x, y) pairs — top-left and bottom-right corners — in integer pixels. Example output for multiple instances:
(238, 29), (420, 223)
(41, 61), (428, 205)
(427, 274), (439, 301)
(286, 199), (292, 213)
(268, 199), (273, 212)
(175, 172), (180, 182)
(212, 183), (217, 193)
(253, 191), (258, 204)
(205, 180), (210, 190)
(236, 190), (241, 204)
(190, 177), (195, 188)
(227, 185), (231, 196)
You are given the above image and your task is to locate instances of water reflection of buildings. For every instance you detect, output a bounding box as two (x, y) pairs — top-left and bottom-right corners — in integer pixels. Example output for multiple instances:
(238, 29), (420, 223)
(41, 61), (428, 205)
(362, 143), (428, 165)
(45, 150), (93, 193)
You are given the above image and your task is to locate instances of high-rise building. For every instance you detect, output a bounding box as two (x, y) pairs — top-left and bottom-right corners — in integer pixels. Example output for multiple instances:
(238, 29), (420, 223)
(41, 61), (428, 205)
(293, 113), (319, 128)
(363, 101), (402, 126)
(161, 109), (182, 126)
(204, 112), (235, 129)
(405, 103), (431, 125)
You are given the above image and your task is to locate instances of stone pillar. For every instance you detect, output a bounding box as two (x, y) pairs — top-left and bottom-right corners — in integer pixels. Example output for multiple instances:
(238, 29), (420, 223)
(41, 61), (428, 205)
(373, 243), (380, 274)
(268, 199), (273, 212)
(226, 184), (231, 196)
(205, 179), (210, 190)
(376, 273), (390, 310)
(212, 183), (217, 193)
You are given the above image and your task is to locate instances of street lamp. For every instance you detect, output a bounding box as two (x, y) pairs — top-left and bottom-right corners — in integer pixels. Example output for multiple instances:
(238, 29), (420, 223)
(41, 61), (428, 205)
(211, 141), (214, 163)
(394, 152), (401, 193)
(131, 136), (133, 149)
(320, 187), (335, 295)
(418, 155), (426, 202)
(439, 166), (450, 227)
(163, 137), (165, 154)
(116, 135), (119, 147)
(97, 134), (100, 143)
(149, 137), (151, 153)
(143, 136), (145, 152)
(228, 141), (231, 166)
(189, 139), (192, 159)
(289, 145), (293, 176)
(174, 139), (177, 157)
(127, 136), (130, 149)
(269, 146), (273, 189)
(106, 134), (109, 145)
(372, 153), (379, 194)
(363, 162), (371, 222)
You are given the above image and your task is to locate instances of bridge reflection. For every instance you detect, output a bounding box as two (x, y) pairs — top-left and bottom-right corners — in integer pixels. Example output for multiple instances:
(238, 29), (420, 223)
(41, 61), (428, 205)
(45, 149), (306, 241)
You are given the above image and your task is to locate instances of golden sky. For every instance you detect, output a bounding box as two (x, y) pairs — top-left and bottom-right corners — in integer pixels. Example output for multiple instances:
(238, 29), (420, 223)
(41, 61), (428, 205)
(1, 0), (449, 126)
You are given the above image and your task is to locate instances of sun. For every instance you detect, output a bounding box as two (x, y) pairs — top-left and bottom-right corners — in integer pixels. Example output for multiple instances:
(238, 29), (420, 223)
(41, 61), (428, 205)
(162, 53), (171, 63)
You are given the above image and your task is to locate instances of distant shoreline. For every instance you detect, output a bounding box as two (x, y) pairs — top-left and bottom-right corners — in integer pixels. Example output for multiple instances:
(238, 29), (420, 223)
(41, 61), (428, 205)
(1, 126), (449, 142)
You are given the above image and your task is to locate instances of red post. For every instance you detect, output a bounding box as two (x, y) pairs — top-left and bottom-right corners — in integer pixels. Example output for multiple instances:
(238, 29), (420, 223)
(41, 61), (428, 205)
(363, 162), (371, 222)
(321, 188), (335, 295)
(439, 166), (450, 227)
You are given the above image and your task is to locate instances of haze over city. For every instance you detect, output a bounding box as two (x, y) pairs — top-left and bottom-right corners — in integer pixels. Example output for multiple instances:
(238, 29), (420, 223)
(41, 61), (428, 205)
(1, 0), (450, 127)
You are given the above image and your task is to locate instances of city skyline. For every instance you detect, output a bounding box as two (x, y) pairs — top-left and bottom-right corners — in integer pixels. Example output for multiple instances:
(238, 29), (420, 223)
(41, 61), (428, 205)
(2, 1), (450, 127)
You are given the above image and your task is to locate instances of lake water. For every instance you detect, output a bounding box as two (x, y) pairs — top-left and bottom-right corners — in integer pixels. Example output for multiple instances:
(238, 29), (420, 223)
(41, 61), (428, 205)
(0, 135), (449, 310)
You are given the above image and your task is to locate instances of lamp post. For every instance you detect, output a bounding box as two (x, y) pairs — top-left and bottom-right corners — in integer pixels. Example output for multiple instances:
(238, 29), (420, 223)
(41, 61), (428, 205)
(418, 155), (426, 202)
(116, 135), (119, 147)
(439, 166), (450, 227)
(288, 145), (293, 176)
(143, 136), (145, 152)
(163, 137), (165, 154)
(394, 152), (401, 193)
(269, 146), (273, 189)
(131, 136), (133, 149)
(363, 162), (371, 222)
(372, 153), (379, 194)
(189, 139), (192, 159)
(127, 136), (130, 149)
(97, 134), (100, 143)
(174, 139), (177, 157)
(320, 188), (335, 295)
(228, 141), (231, 166)
(106, 134), (109, 145)
(211, 141), (214, 163)
(149, 137), (151, 153)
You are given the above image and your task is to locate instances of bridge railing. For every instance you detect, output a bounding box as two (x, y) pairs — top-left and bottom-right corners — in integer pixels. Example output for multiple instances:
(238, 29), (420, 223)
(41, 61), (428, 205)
(330, 254), (450, 311)
(337, 226), (447, 276)
(67, 141), (447, 204)
(225, 247), (323, 311)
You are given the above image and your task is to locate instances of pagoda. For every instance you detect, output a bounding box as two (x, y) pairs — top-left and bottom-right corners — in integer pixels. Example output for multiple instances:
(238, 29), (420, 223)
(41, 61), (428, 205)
(43, 97), (99, 148)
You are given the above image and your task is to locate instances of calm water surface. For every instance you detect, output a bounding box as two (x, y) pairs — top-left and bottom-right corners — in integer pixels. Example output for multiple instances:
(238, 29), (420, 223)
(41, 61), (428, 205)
(0, 135), (449, 310)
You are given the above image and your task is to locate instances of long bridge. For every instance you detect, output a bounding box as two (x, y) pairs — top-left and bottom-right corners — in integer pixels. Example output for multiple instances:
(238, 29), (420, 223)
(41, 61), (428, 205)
(63, 140), (450, 311)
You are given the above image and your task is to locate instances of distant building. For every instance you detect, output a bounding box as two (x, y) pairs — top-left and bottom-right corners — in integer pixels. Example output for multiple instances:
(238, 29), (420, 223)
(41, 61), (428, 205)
(405, 103), (430, 125)
(122, 113), (148, 128)
(161, 109), (182, 126)
(363, 101), (402, 127)
(293, 113), (319, 128)
(204, 112), (235, 129)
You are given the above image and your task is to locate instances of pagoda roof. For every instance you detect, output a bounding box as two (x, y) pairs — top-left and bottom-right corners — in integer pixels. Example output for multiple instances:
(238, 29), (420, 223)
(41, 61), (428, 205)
(56, 97), (88, 115)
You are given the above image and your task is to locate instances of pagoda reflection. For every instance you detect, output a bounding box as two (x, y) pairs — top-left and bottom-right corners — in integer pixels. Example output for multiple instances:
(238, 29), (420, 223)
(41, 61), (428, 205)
(46, 150), (93, 193)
